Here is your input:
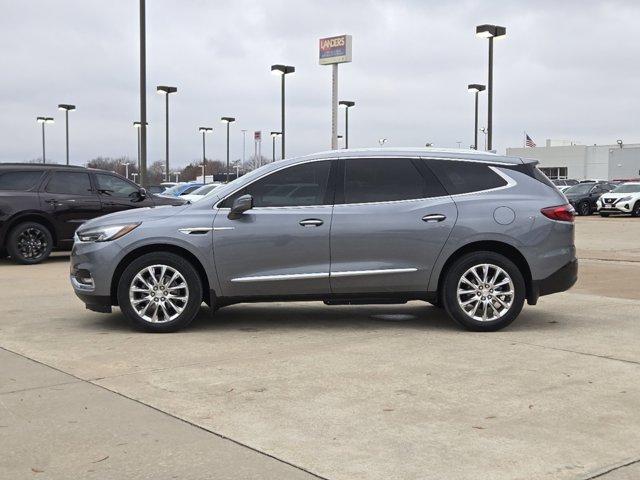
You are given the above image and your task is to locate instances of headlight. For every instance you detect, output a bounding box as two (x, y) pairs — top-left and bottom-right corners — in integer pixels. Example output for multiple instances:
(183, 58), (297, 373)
(76, 223), (140, 242)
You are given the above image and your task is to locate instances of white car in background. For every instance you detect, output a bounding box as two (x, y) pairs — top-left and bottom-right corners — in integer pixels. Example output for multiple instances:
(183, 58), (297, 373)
(597, 182), (640, 217)
(180, 183), (222, 202)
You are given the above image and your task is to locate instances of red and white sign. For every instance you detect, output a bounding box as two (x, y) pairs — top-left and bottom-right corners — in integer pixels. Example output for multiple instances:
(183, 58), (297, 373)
(254, 131), (261, 141)
(319, 34), (352, 65)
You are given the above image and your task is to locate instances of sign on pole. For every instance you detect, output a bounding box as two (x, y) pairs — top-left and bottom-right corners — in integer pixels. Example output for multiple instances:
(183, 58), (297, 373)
(319, 35), (352, 150)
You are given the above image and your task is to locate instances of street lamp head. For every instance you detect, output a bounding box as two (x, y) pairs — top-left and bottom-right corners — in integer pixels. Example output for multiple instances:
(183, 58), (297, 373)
(156, 85), (178, 95)
(37, 116), (54, 124)
(220, 117), (236, 124)
(198, 127), (213, 133)
(271, 64), (295, 75)
(270, 131), (282, 138)
(425, 143), (433, 147)
(133, 121), (148, 128)
(339, 100), (355, 108)
(467, 84), (486, 93)
(617, 139), (623, 147)
(476, 24), (507, 39)
(58, 104), (76, 112)
(378, 138), (388, 146)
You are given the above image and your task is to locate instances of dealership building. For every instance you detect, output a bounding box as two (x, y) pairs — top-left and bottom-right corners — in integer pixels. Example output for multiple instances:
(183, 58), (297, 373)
(506, 140), (640, 181)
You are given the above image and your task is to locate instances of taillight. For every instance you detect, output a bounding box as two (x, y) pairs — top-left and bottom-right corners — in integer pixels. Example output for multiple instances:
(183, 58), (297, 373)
(541, 204), (575, 222)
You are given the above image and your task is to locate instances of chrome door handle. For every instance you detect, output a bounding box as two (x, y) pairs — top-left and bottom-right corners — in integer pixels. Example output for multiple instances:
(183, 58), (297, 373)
(422, 214), (446, 223)
(299, 219), (324, 227)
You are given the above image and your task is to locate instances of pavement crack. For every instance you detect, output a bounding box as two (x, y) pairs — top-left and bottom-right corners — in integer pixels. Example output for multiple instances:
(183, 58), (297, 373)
(0, 379), (81, 395)
(584, 456), (640, 479)
(499, 340), (640, 367)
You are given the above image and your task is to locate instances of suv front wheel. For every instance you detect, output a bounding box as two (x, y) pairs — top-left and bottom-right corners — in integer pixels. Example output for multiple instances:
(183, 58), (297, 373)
(117, 252), (203, 332)
(7, 222), (54, 264)
(442, 251), (525, 332)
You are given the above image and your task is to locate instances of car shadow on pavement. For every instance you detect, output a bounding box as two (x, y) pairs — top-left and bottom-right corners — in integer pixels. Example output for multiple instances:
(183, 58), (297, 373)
(82, 302), (463, 333)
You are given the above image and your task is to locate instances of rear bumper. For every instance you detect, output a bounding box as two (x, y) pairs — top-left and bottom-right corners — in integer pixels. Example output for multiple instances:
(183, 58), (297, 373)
(529, 259), (578, 304)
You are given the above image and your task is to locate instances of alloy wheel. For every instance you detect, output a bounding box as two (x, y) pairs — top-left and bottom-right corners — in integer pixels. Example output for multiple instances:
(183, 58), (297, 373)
(129, 264), (189, 323)
(16, 227), (48, 260)
(456, 263), (514, 322)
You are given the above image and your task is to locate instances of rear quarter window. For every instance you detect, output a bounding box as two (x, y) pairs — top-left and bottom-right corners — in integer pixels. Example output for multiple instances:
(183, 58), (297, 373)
(0, 170), (45, 191)
(425, 160), (507, 195)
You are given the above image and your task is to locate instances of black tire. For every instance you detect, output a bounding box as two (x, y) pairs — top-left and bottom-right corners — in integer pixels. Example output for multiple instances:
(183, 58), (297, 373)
(442, 251), (526, 332)
(599, 212), (610, 217)
(577, 201), (591, 216)
(632, 201), (640, 218)
(117, 252), (203, 332)
(6, 222), (54, 265)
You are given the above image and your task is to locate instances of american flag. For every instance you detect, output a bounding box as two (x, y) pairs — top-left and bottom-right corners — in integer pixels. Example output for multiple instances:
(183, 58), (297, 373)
(525, 133), (536, 148)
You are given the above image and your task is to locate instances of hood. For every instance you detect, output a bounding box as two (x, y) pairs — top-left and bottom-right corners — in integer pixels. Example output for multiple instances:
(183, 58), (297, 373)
(79, 204), (190, 230)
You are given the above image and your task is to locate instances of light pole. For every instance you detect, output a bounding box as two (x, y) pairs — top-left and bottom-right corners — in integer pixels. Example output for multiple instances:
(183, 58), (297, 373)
(36, 117), (54, 163)
(467, 84), (485, 150)
(480, 127), (488, 150)
(476, 24), (506, 151)
(271, 64), (295, 159)
(241, 129), (247, 167)
(338, 101), (355, 149)
(198, 127), (213, 184)
(139, 0), (148, 187)
(270, 132), (281, 162)
(57, 104), (75, 164)
(123, 162), (130, 179)
(133, 121), (148, 172)
(156, 85), (178, 180)
(220, 117), (235, 183)
(132, 172), (139, 183)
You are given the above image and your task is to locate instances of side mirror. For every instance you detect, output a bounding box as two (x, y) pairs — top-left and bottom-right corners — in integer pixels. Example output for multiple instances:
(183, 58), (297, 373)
(228, 194), (253, 219)
(138, 188), (147, 199)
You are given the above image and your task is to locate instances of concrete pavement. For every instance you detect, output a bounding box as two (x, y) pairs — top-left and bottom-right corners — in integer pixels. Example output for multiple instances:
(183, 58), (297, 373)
(1, 217), (639, 480)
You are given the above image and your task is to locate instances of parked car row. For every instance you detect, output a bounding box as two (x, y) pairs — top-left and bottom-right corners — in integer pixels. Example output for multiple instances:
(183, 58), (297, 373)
(552, 179), (640, 217)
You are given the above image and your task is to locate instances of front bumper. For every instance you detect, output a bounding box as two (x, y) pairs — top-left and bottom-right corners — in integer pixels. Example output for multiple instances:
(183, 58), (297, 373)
(597, 202), (633, 213)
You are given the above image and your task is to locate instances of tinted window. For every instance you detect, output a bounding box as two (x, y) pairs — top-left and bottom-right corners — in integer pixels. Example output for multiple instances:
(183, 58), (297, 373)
(96, 174), (139, 198)
(0, 170), (44, 191)
(344, 158), (444, 204)
(221, 161), (331, 208)
(45, 171), (92, 195)
(180, 185), (201, 195)
(427, 160), (507, 195)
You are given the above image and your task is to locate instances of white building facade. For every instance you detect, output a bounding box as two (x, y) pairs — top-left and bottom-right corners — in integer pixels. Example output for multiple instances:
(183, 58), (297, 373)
(506, 140), (640, 181)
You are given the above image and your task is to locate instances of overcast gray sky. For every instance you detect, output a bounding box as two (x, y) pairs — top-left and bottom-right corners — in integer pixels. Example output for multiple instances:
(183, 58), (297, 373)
(1, 0), (639, 167)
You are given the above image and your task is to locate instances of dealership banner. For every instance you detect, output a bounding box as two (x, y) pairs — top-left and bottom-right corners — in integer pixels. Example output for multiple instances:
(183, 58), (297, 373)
(319, 34), (352, 65)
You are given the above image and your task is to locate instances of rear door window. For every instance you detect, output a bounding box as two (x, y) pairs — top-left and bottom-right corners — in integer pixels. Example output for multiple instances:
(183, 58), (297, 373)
(426, 160), (508, 195)
(343, 158), (445, 204)
(45, 171), (93, 195)
(0, 170), (44, 191)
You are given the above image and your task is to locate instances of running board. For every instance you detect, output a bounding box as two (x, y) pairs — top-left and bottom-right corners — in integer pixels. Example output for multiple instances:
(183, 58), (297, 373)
(323, 298), (409, 306)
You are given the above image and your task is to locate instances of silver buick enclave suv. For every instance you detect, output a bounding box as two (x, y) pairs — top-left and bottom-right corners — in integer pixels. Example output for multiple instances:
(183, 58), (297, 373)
(70, 148), (577, 332)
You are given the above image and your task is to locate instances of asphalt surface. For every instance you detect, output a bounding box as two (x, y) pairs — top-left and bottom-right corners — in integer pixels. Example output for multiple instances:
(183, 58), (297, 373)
(1, 216), (639, 480)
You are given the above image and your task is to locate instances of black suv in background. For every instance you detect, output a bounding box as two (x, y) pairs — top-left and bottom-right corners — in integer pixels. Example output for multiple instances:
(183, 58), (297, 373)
(563, 181), (616, 216)
(0, 164), (185, 264)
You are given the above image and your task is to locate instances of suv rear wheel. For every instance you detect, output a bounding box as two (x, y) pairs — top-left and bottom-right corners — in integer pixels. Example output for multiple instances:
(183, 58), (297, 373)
(7, 222), (54, 264)
(117, 252), (203, 332)
(632, 201), (640, 218)
(442, 251), (525, 331)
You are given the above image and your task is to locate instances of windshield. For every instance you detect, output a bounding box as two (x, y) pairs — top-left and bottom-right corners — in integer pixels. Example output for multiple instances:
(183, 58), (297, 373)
(190, 184), (219, 196)
(161, 184), (184, 195)
(565, 183), (593, 194)
(611, 184), (640, 193)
